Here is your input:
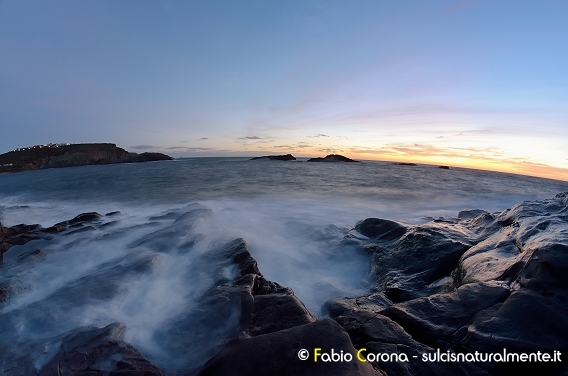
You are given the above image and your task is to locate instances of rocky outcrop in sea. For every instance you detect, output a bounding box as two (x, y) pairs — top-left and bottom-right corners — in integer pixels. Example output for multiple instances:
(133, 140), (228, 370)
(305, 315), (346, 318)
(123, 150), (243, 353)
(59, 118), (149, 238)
(250, 154), (297, 161)
(0, 143), (172, 174)
(307, 154), (358, 162)
(1, 193), (567, 375)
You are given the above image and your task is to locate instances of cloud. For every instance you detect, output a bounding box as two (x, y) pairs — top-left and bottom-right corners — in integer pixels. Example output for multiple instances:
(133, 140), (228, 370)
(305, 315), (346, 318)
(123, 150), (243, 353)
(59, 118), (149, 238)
(236, 135), (276, 146)
(131, 145), (154, 150)
(167, 146), (187, 150)
(200, 137), (209, 140)
(308, 133), (329, 138)
(317, 148), (341, 153)
(186, 147), (214, 151)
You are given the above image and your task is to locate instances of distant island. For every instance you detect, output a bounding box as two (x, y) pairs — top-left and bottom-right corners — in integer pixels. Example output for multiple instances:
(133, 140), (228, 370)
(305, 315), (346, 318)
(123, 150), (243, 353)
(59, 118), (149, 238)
(250, 154), (296, 161)
(307, 154), (358, 162)
(0, 143), (172, 174)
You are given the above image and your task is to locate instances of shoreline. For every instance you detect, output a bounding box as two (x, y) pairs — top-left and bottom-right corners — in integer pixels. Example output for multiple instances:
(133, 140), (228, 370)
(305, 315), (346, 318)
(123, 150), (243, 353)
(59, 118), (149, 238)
(1, 193), (567, 374)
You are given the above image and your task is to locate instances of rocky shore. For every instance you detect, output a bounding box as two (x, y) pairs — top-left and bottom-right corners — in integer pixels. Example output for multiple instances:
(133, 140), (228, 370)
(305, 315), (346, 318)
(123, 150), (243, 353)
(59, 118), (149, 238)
(1, 193), (567, 375)
(0, 143), (172, 174)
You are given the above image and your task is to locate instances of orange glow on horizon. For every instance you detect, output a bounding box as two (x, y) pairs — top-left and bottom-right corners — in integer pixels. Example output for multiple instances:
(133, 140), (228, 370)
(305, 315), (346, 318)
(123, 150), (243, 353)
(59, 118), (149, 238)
(249, 147), (568, 182)
(347, 153), (568, 182)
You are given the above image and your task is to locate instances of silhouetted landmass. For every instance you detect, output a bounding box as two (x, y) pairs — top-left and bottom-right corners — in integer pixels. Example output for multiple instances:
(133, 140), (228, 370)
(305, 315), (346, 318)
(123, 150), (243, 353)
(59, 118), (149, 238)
(250, 154), (296, 161)
(0, 143), (172, 174)
(307, 154), (358, 162)
(439, 165), (450, 169)
(395, 162), (417, 166)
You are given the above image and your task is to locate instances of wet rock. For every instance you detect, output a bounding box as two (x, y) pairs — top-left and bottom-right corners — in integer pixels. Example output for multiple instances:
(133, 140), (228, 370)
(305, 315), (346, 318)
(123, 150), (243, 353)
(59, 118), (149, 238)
(0, 252), (163, 342)
(359, 222), (473, 301)
(249, 294), (315, 336)
(328, 193), (568, 376)
(380, 282), (511, 348)
(129, 206), (212, 252)
(68, 212), (102, 225)
(153, 238), (318, 374)
(324, 292), (393, 319)
(42, 222), (68, 233)
(355, 218), (407, 241)
(459, 290), (568, 375)
(1, 222), (44, 261)
(38, 323), (163, 376)
(196, 319), (381, 376)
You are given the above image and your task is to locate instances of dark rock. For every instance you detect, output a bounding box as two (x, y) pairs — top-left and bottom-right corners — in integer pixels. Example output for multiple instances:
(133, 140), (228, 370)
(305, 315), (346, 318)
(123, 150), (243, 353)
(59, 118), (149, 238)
(1, 222), (44, 260)
(359, 222), (473, 301)
(250, 154), (296, 161)
(327, 192), (568, 376)
(438, 165), (450, 169)
(132, 152), (172, 162)
(196, 319), (381, 376)
(380, 282), (511, 348)
(459, 290), (568, 375)
(323, 292), (393, 319)
(105, 211), (121, 217)
(38, 323), (164, 376)
(152, 238), (320, 374)
(252, 275), (293, 295)
(42, 223), (68, 233)
(68, 212), (102, 225)
(307, 154), (358, 162)
(8, 223), (42, 234)
(221, 238), (261, 276)
(355, 218), (407, 241)
(395, 162), (417, 166)
(249, 294), (315, 336)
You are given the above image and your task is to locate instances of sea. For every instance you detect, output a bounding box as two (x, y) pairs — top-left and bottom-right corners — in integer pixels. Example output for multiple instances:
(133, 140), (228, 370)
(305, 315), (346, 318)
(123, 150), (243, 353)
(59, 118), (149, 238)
(1, 157), (567, 372)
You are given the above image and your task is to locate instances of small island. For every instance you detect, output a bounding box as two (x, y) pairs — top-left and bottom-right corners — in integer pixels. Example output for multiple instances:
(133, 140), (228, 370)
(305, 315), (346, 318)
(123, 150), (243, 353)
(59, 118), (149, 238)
(307, 154), (358, 162)
(395, 162), (417, 166)
(0, 143), (172, 174)
(250, 154), (296, 161)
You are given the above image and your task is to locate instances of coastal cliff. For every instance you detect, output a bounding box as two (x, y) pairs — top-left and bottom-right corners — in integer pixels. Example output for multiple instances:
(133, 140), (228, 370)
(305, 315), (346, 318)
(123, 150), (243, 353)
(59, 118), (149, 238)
(0, 143), (172, 174)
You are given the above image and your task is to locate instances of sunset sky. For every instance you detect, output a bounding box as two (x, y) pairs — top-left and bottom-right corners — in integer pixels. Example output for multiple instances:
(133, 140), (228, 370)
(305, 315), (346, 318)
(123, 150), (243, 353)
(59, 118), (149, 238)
(1, 1), (567, 180)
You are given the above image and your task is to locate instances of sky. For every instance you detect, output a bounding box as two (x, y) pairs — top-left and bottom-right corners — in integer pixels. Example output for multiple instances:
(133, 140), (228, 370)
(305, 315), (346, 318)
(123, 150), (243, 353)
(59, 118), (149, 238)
(1, 0), (567, 180)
